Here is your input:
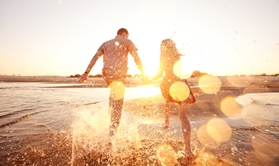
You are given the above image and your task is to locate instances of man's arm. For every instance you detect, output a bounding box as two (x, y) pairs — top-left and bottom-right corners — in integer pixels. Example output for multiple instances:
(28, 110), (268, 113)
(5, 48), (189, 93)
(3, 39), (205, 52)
(78, 51), (103, 83)
(131, 51), (145, 74)
(130, 51), (149, 83)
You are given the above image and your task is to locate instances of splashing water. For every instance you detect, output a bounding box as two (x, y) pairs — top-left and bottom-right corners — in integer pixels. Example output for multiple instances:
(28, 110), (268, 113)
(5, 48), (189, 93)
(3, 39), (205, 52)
(71, 104), (141, 165)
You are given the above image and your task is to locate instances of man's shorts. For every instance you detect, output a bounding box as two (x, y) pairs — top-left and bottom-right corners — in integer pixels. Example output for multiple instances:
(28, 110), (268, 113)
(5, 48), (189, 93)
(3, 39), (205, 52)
(103, 76), (126, 100)
(103, 76), (126, 86)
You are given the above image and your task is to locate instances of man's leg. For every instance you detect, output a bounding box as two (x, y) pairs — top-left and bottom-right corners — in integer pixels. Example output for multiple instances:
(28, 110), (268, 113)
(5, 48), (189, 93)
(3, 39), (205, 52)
(108, 80), (126, 138)
(109, 98), (124, 137)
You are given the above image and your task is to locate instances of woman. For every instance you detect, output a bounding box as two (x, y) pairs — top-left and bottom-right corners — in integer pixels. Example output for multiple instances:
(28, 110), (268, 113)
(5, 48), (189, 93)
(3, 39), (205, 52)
(150, 39), (196, 161)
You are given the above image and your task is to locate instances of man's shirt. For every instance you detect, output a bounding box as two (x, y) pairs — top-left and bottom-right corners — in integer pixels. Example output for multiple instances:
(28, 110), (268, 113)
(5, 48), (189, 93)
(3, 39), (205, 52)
(96, 35), (139, 77)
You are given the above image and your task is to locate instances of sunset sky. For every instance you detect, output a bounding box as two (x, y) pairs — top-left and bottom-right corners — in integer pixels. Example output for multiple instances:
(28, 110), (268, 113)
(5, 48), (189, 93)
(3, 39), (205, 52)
(0, 0), (278, 76)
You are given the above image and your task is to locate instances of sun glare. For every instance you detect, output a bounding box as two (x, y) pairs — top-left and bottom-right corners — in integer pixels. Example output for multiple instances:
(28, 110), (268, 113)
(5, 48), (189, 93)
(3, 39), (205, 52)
(144, 60), (160, 77)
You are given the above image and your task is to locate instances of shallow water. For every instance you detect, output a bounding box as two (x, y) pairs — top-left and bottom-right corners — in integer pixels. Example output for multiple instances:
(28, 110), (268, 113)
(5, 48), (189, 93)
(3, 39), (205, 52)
(0, 82), (279, 165)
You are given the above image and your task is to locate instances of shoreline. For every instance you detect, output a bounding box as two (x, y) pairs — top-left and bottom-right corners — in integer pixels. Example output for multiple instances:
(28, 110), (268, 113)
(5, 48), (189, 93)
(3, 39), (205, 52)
(1, 75), (278, 88)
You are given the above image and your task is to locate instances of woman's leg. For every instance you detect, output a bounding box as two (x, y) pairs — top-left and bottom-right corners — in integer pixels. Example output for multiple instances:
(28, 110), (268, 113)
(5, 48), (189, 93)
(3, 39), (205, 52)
(177, 103), (193, 158)
(163, 102), (170, 129)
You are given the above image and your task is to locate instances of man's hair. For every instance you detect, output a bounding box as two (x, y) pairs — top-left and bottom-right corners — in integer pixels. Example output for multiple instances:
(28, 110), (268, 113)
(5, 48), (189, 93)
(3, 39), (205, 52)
(117, 28), (129, 35)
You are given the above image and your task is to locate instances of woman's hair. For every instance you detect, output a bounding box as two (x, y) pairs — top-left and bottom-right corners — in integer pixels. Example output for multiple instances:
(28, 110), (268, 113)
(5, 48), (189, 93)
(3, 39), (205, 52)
(160, 39), (182, 58)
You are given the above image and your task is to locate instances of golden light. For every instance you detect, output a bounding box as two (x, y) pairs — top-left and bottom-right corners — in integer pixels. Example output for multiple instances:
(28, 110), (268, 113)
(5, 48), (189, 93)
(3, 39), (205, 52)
(139, 87), (161, 97)
(156, 144), (178, 166)
(169, 81), (190, 102)
(143, 60), (160, 77)
(206, 118), (231, 143)
(198, 75), (222, 94)
(220, 96), (243, 118)
(115, 41), (119, 46)
(195, 151), (219, 166)
(109, 81), (125, 100)
(174, 59), (193, 79)
(173, 60), (182, 78)
(197, 125), (220, 149)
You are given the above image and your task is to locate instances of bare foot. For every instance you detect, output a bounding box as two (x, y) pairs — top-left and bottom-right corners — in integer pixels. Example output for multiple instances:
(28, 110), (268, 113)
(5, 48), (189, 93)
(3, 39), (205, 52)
(103, 142), (112, 155)
(184, 152), (196, 165)
(162, 124), (169, 129)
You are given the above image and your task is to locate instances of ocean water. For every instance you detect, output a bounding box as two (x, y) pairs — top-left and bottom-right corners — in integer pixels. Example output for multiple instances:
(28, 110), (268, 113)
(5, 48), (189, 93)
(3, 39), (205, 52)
(0, 82), (279, 165)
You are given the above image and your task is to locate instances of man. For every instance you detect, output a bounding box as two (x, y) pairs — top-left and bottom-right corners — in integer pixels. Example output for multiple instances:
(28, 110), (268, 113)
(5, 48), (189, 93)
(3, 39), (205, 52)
(78, 28), (147, 148)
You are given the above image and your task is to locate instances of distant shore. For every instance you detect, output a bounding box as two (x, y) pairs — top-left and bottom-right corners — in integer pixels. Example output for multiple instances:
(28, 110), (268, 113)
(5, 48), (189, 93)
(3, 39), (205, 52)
(0, 75), (278, 89)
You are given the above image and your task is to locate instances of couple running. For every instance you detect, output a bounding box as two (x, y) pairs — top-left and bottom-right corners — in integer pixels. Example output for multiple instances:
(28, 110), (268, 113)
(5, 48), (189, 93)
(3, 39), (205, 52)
(78, 28), (196, 162)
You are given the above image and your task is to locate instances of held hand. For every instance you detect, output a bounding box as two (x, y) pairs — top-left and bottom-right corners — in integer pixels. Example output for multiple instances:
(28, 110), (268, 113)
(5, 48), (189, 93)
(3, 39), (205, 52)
(148, 77), (156, 84)
(78, 73), (88, 83)
(141, 75), (150, 84)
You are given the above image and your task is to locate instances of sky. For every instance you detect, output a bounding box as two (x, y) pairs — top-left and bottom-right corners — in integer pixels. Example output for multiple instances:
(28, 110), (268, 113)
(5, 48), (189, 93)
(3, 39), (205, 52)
(0, 0), (278, 76)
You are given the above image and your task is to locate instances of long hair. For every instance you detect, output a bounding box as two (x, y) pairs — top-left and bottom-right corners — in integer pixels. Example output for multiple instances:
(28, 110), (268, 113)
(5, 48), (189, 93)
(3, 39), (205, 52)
(160, 39), (182, 58)
(160, 39), (183, 78)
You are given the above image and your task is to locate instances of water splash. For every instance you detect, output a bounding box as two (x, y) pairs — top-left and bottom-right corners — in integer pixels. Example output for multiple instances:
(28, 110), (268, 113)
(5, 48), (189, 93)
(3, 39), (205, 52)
(71, 104), (141, 165)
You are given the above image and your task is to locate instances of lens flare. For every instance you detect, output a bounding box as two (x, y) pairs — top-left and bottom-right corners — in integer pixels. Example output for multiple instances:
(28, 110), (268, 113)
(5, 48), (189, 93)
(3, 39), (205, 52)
(173, 60), (182, 78)
(198, 75), (222, 94)
(220, 96), (243, 118)
(197, 125), (220, 149)
(156, 144), (178, 166)
(173, 60), (193, 79)
(115, 41), (119, 46)
(109, 81), (125, 100)
(206, 118), (231, 143)
(169, 81), (190, 102)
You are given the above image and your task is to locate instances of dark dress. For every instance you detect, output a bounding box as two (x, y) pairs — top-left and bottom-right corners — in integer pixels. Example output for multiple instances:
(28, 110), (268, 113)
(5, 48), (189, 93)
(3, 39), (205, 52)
(158, 54), (195, 104)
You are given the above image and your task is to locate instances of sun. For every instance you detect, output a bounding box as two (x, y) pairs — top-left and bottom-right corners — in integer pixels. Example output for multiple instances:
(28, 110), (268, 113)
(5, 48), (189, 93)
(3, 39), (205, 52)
(144, 59), (160, 77)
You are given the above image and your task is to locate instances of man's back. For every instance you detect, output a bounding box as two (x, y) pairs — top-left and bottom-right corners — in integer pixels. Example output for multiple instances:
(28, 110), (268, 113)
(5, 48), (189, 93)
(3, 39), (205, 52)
(100, 35), (138, 77)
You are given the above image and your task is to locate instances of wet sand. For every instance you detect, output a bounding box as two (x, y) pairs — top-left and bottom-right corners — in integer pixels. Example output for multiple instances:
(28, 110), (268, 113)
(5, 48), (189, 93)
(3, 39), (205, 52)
(1, 76), (279, 165)
(122, 76), (279, 166)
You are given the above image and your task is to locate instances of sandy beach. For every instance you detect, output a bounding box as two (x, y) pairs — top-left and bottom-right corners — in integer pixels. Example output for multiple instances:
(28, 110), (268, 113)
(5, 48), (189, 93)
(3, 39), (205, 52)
(1, 75), (279, 165)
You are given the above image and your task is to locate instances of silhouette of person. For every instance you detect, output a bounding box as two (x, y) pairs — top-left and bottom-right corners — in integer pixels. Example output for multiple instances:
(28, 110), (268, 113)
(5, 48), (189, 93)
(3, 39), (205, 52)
(78, 28), (147, 151)
(150, 38), (196, 162)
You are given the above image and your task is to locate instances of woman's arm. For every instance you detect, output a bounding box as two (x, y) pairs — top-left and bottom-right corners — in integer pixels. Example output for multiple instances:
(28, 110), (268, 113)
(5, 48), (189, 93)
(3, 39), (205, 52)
(150, 58), (165, 82)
